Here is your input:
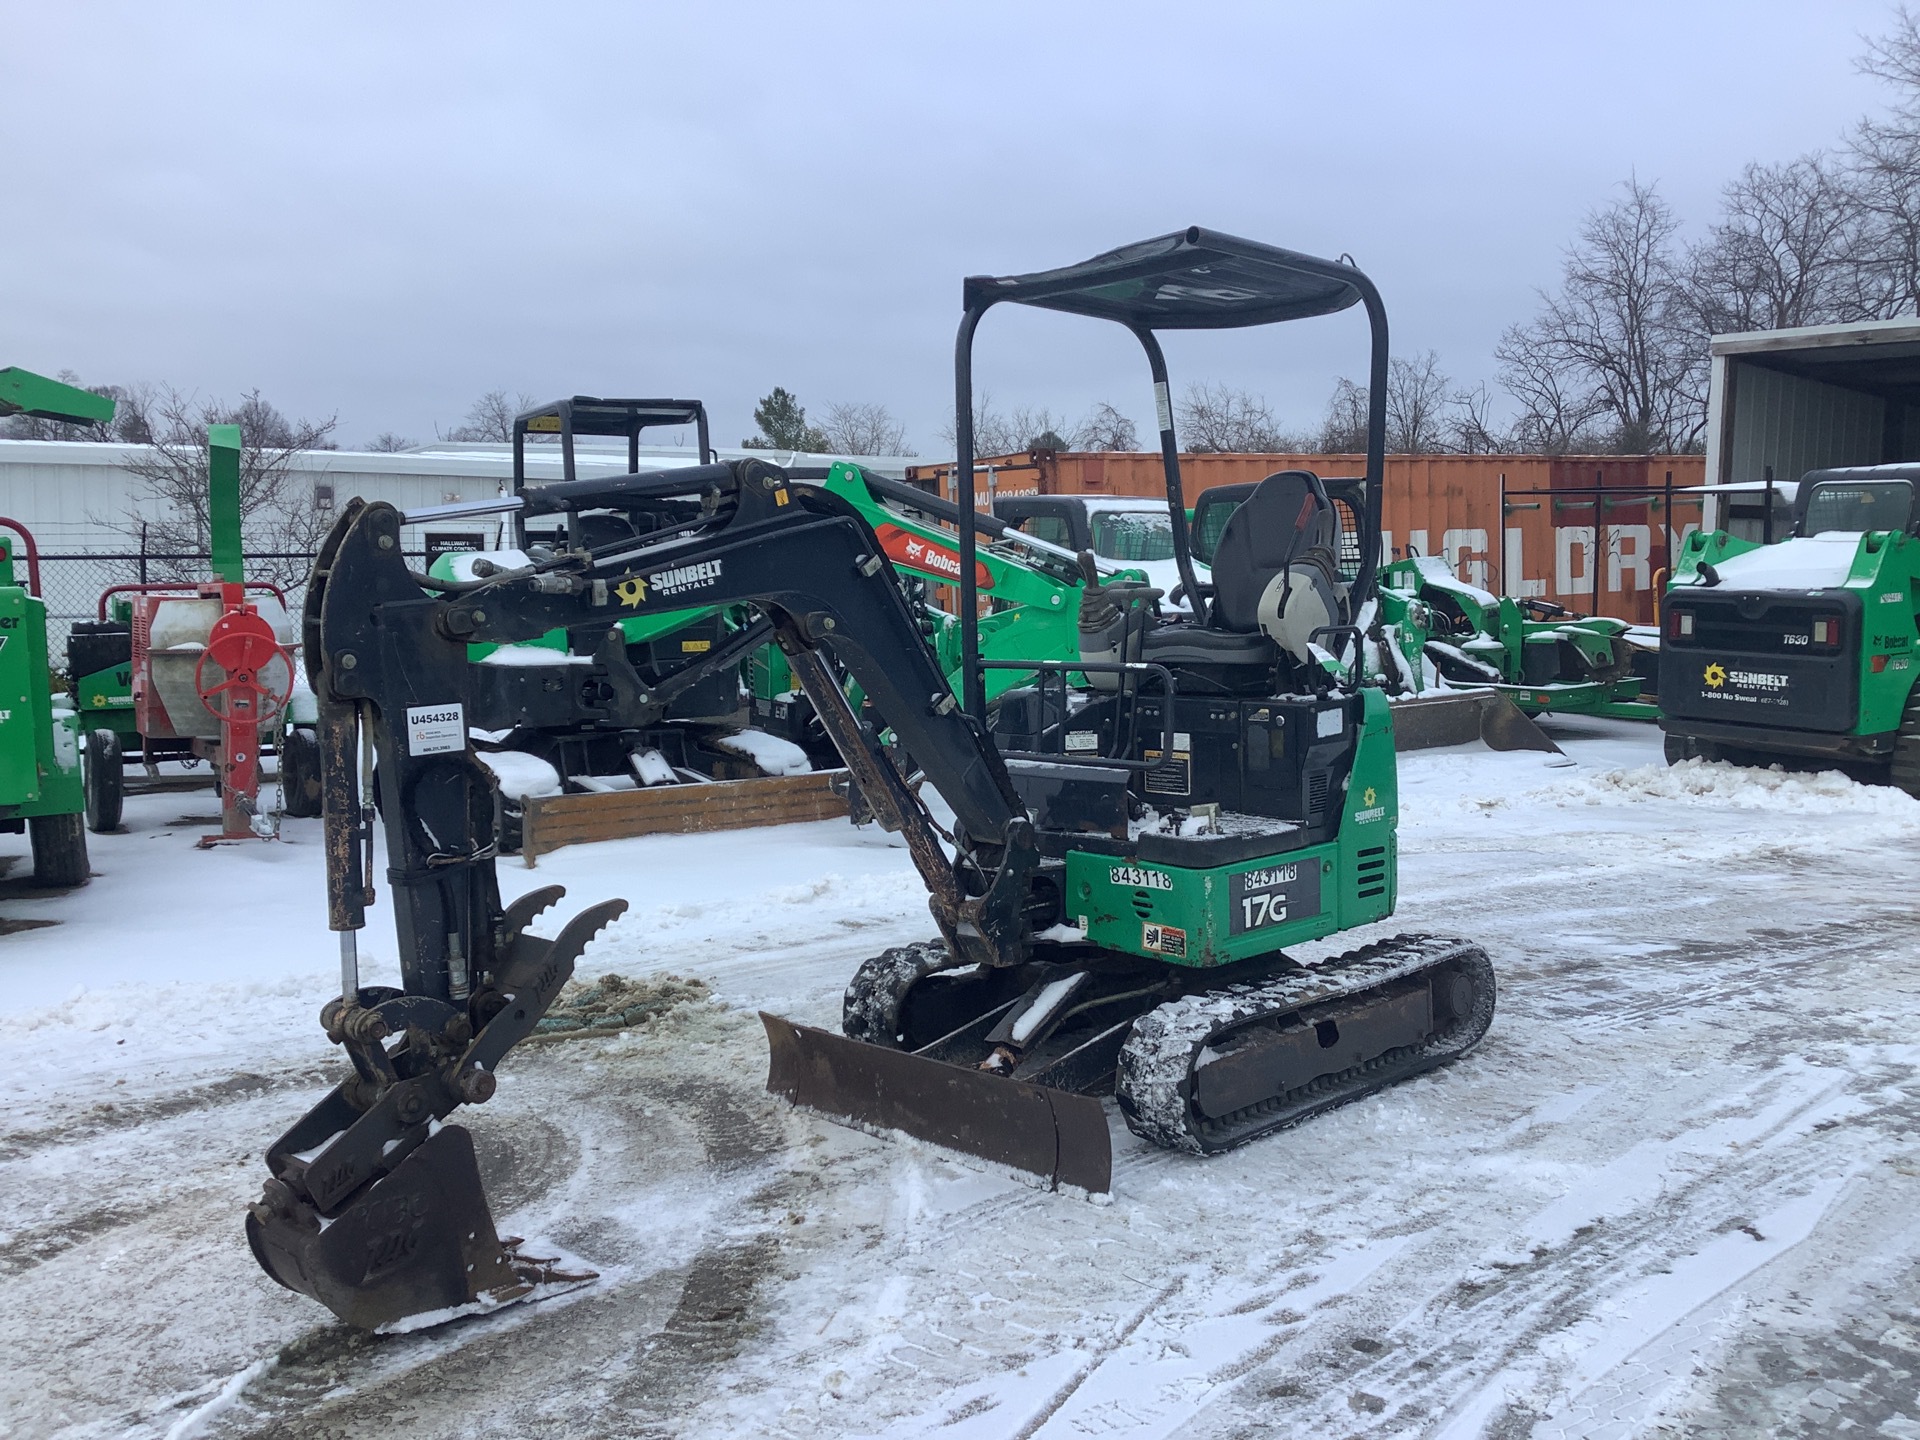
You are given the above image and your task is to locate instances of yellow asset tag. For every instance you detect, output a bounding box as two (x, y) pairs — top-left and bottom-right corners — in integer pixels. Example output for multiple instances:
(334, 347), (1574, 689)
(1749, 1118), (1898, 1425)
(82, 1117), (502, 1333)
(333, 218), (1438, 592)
(681, 639), (713, 652)
(775, 488), (790, 506)
(524, 414), (562, 432)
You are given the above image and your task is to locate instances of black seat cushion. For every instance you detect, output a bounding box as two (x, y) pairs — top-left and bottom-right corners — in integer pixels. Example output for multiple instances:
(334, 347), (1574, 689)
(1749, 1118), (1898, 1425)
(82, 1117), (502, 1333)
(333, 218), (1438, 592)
(1141, 626), (1276, 667)
(1208, 470), (1336, 634)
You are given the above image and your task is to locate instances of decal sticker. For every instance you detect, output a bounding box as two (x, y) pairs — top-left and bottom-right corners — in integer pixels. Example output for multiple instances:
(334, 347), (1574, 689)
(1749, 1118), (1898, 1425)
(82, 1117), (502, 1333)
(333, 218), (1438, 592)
(1229, 859), (1323, 934)
(1353, 784), (1386, 823)
(1110, 864), (1173, 891)
(1142, 920), (1187, 957)
(615, 577), (647, 606)
(1704, 662), (1727, 689)
(1065, 731), (1099, 752)
(680, 639), (712, 653)
(873, 524), (993, 589)
(647, 559), (724, 597)
(405, 703), (465, 756)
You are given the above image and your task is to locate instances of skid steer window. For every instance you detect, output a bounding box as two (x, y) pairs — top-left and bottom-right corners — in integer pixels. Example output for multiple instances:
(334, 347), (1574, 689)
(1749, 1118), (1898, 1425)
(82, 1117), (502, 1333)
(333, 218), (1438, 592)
(1091, 510), (1175, 563)
(1803, 481), (1914, 537)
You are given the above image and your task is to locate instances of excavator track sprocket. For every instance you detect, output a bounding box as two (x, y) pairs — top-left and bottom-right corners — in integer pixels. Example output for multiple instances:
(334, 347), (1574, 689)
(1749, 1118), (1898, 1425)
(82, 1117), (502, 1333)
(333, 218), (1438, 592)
(1115, 933), (1494, 1154)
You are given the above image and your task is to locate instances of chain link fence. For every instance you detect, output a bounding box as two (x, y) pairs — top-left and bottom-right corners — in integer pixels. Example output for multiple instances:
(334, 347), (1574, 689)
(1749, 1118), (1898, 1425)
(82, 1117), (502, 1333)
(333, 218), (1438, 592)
(36, 548), (427, 671)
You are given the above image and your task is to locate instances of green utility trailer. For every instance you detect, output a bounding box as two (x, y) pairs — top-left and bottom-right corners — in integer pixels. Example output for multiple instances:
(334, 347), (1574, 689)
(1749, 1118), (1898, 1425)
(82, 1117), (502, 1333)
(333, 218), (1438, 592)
(1661, 466), (1920, 784)
(1370, 554), (1656, 720)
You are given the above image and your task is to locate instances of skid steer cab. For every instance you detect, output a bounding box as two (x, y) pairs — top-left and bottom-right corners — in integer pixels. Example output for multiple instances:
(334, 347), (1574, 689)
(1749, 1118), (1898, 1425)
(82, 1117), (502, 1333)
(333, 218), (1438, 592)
(251, 228), (1496, 1334)
(1659, 464), (1920, 787)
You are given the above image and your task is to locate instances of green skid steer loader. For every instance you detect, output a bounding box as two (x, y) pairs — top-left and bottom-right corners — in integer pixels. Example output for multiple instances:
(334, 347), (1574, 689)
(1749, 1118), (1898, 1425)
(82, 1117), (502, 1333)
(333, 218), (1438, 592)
(1661, 465), (1920, 786)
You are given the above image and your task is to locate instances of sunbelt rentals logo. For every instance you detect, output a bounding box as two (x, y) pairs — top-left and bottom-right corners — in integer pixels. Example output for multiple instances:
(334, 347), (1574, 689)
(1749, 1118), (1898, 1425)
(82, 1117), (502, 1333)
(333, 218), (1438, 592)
(1703, 662), (1727, 689)
(648, 559), (724, 598)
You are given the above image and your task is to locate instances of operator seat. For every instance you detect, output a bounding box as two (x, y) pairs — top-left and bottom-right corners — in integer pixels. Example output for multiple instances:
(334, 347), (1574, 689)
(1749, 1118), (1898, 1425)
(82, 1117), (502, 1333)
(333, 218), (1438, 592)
(1141, 470), (1345, 691)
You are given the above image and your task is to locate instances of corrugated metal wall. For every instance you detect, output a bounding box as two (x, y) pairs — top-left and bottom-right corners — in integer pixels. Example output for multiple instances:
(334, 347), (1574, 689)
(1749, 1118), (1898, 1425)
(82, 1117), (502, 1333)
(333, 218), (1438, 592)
(909, 451), (1708, 624)
(1726, 362), (1886, 483)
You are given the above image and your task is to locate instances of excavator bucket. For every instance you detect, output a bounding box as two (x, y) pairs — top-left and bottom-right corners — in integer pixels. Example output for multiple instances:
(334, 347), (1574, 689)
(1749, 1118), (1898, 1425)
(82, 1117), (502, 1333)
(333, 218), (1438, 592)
(1390, 691), (1565, 756)
(761, 1013), (1114, 1194)
(246, 1124), (589, 1331)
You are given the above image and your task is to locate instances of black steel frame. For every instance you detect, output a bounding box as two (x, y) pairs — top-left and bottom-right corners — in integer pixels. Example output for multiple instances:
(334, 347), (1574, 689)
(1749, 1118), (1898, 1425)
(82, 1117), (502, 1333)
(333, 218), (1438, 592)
(951, 229), (1389, 722)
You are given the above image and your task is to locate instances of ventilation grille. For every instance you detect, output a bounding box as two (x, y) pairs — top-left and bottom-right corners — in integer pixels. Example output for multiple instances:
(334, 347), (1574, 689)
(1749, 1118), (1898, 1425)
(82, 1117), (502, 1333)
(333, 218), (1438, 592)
(1355, 844), (1388, 899)
(1131, 888), (1156, 919)
(1308, 771), (1331, 817)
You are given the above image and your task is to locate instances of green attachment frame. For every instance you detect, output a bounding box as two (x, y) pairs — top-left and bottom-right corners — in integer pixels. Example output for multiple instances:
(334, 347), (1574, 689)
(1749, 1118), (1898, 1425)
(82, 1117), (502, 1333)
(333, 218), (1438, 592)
(208, 423), (244, 583)
(0, 367), (115, 426)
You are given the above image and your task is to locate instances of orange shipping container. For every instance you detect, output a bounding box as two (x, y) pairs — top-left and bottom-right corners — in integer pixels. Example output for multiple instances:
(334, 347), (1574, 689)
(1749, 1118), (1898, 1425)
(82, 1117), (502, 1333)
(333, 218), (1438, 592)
(905, 451), (1708, 625)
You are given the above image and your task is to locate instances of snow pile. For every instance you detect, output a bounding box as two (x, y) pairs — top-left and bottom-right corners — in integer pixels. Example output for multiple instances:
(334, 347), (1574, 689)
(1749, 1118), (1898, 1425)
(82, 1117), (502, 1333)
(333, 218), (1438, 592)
(473, 749), (562, 800)
(711, 728), (811, 775)
(478, 644), (591, 667)
(1540, 758), (1920, 817)
(630, 748), (677, 786)
(1707, 533), (1864, 590)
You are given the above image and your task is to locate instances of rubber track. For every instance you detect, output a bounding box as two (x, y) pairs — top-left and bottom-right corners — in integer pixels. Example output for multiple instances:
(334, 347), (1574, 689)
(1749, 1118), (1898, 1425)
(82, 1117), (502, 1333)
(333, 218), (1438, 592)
(1115, 932), (1496, 1154)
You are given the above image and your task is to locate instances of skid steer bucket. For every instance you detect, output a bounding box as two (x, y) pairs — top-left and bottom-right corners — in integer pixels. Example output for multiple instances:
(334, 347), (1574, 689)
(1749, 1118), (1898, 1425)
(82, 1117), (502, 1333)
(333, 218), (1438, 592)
(1390, 691), (1565, 756)
(761, 1013), (1114, 1194)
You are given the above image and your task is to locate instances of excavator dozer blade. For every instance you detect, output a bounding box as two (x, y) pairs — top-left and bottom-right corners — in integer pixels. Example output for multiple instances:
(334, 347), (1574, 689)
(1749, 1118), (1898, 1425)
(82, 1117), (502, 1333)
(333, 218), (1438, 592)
(761, 1012), (1113, 1195)
(1391, 691), (1565, 756)
(246, 1124), (575, 1331)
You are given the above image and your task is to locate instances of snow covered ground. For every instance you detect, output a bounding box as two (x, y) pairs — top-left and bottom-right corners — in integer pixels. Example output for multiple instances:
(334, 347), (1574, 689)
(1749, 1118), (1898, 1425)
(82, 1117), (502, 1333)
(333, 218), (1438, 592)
(6, 721), (1920, 1439)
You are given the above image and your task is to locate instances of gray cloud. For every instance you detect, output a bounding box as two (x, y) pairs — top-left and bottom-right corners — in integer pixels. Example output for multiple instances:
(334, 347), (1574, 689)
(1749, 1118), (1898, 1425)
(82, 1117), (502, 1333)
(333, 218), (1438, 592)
(1, 0), (1893, 453)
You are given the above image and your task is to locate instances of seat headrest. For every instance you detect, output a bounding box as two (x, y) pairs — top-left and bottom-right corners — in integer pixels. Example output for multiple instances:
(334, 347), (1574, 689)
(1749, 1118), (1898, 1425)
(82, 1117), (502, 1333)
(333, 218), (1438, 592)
(1208, 470), (1336, 633)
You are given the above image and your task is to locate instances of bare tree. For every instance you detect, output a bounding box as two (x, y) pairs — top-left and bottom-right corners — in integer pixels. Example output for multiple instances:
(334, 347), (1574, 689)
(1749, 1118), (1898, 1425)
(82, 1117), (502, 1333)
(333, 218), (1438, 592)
(1078, 402), (1138, 451)
(1445, 383), (1509, 454)
(1850, 6), (1920, 317)
(942, 392), (1028, 457)
(440, 390), (536, 443)
(1383, 351), (1455, 452)
(1500, 180), (1707, 453)
(363, 431), (417, 452)
(1682, 155), (1878, 334)
(1177, 382), (1295, 452)
(1007, 406), (1080, 451)
(817, 401), (910, 456)
(1316, 379), (1370, 452)
(114, 387), (339, 587)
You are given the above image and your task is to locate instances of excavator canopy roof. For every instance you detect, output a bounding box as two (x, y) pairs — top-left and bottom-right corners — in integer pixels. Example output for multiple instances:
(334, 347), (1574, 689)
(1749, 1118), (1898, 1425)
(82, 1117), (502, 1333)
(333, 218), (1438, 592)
(516, 397), (705, 437)
(962, 227), (1367, 330)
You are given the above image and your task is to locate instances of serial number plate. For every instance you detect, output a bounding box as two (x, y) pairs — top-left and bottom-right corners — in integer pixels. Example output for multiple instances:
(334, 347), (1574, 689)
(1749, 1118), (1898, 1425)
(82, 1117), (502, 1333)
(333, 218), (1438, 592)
(1228, 861), (1323, 934)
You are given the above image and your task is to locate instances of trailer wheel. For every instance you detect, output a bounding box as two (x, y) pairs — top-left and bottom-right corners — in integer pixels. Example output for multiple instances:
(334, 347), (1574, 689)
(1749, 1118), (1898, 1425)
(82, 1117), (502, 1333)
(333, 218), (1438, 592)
(280, 726), (323, 818)
(29, 812), (90, 888)
(84, 729), (125, 833)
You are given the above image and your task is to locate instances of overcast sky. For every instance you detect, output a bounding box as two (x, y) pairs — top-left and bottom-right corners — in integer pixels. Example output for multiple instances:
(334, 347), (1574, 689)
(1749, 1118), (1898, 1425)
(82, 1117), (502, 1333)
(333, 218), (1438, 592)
(1, 2), (1904, 455)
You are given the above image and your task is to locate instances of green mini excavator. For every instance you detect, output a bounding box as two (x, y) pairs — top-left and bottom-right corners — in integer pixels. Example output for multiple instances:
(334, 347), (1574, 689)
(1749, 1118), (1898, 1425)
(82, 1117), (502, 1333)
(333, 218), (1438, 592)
(246, 230), (1497, 1332)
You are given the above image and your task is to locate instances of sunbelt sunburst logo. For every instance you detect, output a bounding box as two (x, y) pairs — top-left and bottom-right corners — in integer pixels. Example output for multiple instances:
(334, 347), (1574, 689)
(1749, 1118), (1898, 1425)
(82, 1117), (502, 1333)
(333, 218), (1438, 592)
(1703, 662), (1727, 689)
